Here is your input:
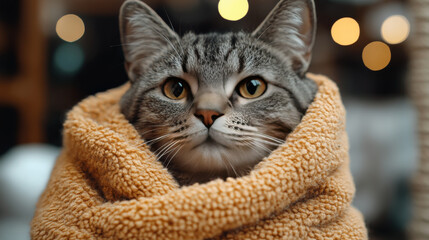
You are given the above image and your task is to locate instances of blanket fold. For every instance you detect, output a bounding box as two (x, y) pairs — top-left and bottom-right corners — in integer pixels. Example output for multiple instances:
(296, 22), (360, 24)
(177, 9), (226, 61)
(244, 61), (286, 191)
(31, 74), (367, 239)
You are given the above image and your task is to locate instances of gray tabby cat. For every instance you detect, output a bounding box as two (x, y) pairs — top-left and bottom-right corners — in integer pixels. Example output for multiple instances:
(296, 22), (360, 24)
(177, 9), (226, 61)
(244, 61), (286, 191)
(119, 0), (318, 185)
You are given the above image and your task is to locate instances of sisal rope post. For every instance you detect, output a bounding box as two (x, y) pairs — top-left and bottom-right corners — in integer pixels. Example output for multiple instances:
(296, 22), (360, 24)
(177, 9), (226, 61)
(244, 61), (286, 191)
(409, 0), (429, 239)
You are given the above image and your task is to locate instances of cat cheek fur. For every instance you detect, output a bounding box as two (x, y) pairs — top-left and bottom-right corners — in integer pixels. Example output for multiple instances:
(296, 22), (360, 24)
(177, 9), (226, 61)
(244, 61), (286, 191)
(119, 0), (318, 185)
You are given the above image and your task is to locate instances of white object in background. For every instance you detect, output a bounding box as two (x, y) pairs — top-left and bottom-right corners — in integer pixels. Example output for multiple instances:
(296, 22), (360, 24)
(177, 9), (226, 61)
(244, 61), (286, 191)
(0, 144), (59, 240)
(346, 99), (417, 223)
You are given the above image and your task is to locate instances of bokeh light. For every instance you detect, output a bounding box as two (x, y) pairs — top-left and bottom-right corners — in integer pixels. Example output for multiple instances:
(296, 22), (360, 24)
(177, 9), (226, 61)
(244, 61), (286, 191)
(218, 0), (249, 21)
(381, 15), (410, 45)
(362, 41), (391, 71)
(54, 43), (85, 74)
(56, 14), (85, 42)
(331, 17), (360, 46)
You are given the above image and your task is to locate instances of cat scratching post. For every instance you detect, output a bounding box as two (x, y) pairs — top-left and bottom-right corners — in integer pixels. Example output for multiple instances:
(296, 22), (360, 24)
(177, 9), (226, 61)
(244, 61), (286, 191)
(409, 0), (429, 239)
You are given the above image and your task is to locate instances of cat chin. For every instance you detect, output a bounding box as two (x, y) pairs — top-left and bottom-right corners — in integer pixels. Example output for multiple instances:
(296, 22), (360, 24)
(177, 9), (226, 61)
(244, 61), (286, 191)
(169, 142), (263, 174)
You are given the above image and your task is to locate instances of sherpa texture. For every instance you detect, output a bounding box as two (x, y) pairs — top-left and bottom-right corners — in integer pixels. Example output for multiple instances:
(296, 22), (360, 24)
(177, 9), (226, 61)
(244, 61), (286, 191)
(31, 74), (367, 240)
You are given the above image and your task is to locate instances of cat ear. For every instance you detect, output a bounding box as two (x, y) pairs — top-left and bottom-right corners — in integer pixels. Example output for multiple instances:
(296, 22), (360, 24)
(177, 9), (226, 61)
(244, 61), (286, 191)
(252, 0), (316, 76)
(120, 0), (179, 82)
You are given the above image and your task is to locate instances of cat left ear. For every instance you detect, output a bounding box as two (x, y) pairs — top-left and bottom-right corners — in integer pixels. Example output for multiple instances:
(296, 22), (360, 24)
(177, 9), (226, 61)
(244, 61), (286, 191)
(252, 0), (316, 76)
(120, 0), (179, 82)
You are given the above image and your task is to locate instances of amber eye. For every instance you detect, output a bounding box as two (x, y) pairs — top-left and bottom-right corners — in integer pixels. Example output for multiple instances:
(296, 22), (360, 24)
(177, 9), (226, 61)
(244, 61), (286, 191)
(163, 77), (189, 100)
(237, 77), (267, 99)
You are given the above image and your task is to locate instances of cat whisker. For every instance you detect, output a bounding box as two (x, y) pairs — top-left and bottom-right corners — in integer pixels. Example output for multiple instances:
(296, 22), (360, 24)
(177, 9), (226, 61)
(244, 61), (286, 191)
(252, 137), (282, 147)
(165, 144), (184, 169)
(233, 125), (258, 132)
(247, 140), (273, 155)
(219, 154), (233, 178)
(163, 8), (175, 32)
(163, 8), (185, 56)
(256, 23), (273, 41)
(156, 140), (180, 160)
(154, 139), (175, 153)
(134, 125), (172, 148)
(248, 132), (285, 144)
(144, 133), (173, 146)
(240, 141), (271, 159)
(142, 137), (171, 160)
(224, 134), (280, 147)
(152, 139), (173, 154)
(221, 129), (284, 145)
(139, 125), (169, 137)
(150, 26), (182, 59)
(163, 140), (184, 161)
(224, 156), (239, 178)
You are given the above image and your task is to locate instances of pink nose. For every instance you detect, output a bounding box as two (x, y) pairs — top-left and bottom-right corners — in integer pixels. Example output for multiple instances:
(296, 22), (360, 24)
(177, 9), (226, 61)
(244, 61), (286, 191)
(194, 109), (223, 128)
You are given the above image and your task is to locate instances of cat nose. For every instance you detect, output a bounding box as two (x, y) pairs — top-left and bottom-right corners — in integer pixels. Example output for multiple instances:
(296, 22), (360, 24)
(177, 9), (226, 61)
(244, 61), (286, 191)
(194, 109), (223, 128)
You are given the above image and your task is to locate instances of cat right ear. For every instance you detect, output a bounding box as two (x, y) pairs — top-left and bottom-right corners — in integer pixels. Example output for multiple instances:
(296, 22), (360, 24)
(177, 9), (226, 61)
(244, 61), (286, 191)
(120, 0), (179, 82)
(252, 0), (316, 77)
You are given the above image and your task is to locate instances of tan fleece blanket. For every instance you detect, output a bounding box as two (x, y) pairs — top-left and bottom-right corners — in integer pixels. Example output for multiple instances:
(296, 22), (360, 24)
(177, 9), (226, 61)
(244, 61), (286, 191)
(31, 74), (367, 239)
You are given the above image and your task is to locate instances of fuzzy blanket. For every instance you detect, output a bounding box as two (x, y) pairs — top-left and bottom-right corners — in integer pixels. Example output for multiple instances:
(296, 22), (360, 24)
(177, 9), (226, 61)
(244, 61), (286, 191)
(31, 74), (367, 239)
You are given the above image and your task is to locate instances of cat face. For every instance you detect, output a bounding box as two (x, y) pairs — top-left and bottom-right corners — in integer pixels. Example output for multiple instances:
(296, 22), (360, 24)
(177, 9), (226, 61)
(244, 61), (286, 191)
(119, 0), (317, 179)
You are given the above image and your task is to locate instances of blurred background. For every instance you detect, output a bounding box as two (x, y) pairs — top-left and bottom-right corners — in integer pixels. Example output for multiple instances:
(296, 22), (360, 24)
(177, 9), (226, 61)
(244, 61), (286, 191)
(0, 0), (426, 239)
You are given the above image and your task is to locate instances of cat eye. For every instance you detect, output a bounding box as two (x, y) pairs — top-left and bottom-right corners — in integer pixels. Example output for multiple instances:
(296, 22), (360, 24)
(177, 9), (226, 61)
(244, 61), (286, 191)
(237, 77), (267, 99)
(163, 77), (189, 100)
